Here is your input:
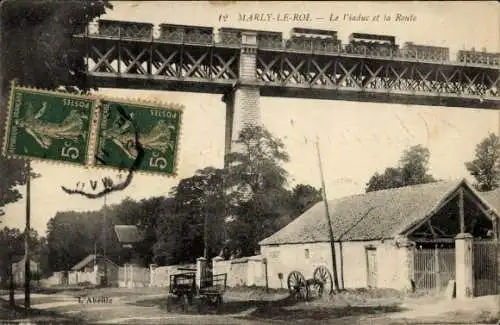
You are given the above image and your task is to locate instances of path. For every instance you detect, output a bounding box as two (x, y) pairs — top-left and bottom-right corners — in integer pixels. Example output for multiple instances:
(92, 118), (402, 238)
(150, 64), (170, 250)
(2, 290), (498, 325)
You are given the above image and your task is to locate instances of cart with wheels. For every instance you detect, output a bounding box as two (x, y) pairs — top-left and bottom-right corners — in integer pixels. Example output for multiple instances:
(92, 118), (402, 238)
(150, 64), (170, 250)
(166, 271), (227, 313)
(286, 265), (334, 301)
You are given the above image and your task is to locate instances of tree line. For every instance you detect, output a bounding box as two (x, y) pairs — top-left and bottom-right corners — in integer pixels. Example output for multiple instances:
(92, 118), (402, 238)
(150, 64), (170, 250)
(0, 1), (499, 277)
(42, 125), (323, 271)
(9, 128), (496, 276)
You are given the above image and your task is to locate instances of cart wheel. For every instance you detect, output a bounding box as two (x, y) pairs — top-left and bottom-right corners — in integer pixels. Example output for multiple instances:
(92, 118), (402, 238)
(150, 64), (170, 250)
(287, 270), (308, 300)
(313, 266), (333, 296)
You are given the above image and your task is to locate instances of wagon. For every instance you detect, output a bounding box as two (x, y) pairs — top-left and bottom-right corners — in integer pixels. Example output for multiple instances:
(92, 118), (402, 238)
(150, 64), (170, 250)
(166, 271), (227, 313)
(286, 266), (334, 301)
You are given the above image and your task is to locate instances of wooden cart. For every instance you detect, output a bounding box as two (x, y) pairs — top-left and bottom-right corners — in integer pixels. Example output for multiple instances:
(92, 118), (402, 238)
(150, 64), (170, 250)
(286, 266), (334, 301)
(166, 271), (227, 313)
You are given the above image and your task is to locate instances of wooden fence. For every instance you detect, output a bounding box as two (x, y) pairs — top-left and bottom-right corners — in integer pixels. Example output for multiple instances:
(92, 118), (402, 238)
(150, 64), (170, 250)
(473, 240), (499, 297)
(414, 246), (455, 292)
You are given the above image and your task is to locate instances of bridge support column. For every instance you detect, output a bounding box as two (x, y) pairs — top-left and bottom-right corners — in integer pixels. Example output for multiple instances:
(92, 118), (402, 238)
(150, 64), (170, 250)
(222, 31), (261, 167)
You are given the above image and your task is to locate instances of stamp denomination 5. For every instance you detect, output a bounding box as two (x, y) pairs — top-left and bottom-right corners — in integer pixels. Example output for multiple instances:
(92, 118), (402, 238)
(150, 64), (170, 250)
(4, 85), (96, 166)
(95, 99), (183, 175)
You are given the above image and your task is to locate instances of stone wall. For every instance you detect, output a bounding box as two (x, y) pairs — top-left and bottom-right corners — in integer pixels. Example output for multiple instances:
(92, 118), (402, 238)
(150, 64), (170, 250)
(212, 255), (266, 288)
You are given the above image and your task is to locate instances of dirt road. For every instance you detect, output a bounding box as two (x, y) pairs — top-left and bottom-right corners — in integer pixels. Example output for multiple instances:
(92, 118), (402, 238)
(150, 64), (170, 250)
(1, 288), (498, 325)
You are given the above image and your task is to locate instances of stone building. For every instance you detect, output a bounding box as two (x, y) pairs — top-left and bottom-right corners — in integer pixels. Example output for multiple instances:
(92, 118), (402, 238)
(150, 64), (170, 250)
(259, 179), (499, 292)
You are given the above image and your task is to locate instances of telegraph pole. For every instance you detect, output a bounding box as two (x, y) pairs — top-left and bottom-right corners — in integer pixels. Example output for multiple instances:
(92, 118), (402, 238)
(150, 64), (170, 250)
(24, 159), (31, 309)
(202, 178), (209, 260)
(103, 193), (107, 287)
(315, 138), (340, 292)
(203, 200), (208, 260)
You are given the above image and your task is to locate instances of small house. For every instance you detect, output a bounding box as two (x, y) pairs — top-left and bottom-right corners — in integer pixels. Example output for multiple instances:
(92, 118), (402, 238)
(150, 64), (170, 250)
(114, 225), (145, 265)
(70, 254), (119, 287)
(11, 256), (39, 285)
(259, 179), (499, 292)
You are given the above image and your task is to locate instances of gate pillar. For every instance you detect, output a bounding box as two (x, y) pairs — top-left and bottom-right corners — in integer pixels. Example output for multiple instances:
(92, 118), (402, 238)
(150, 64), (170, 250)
(455, 233), (473, 299)
(222, 31), (261, 166)
(196, 257), (207, 292)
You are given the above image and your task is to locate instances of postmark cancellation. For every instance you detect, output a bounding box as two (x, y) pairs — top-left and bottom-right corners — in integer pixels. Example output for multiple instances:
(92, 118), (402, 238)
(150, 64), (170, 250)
(3, 83), (184, 176)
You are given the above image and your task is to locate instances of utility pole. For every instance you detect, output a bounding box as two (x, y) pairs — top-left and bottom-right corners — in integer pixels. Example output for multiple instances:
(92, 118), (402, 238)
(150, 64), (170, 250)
(315, 138), (340, 292)
(24, 159), (31, 309)
(103, 193), (107, 287)
(202, 178), (209, 260)
(203, 200), (208, 260)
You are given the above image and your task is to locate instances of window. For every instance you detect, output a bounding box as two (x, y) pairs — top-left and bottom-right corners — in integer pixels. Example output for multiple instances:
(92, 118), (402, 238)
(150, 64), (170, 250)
(304, 249), (310, 259)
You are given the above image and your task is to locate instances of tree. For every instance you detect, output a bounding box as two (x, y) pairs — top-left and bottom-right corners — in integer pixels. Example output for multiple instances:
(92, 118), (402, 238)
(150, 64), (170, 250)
(465, 133), (500, 191)
(399, 145), (436, 186)
(154, 167), (225, 265)
(366, 145), (437, 192)
(0, 161), (29, 217)
(1, 1), (112, 93)
(0, 227), (23, 286)
(46, 208), (125, 272)
(224, 125), (291, 256)
(117, 196), (174, 266)
(0, 1), (113, 217)
(289, 184), (322, 217)
(365, 167), (404, 192)
(0, 227), (46, 286)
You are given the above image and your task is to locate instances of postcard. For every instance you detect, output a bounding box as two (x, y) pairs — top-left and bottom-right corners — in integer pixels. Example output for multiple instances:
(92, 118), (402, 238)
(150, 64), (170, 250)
(0, 1), (498, 325)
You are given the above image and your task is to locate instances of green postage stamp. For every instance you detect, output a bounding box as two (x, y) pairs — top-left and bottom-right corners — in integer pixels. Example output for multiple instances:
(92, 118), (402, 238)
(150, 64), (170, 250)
(95, 99), (183, 175)
(4, 86), (96, 165)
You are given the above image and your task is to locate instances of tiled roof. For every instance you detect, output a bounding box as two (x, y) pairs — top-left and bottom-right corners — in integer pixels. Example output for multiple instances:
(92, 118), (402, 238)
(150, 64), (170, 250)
(481, 188), (500, 213)
(260, 179), (481, 245)
(114, 225), (144, 244)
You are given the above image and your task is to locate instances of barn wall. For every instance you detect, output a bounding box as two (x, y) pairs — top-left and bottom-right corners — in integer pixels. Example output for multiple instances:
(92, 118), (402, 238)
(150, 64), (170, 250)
(261, 239), (413, 291)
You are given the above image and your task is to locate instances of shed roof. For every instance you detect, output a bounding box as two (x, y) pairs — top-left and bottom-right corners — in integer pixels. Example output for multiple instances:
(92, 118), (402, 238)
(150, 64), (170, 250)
(114, 225), (144, 244)
(482, 188), (500, 212)
(71, 254), (117, 271)
(259, 179), (497, 246)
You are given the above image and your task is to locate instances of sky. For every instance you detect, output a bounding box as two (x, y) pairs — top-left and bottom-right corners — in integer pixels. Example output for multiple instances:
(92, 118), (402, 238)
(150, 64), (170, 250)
(2, 1), (499, 235)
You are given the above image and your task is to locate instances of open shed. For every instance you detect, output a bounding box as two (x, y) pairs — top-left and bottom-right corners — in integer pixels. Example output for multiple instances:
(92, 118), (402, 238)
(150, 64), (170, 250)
(259, 179), (499, 293)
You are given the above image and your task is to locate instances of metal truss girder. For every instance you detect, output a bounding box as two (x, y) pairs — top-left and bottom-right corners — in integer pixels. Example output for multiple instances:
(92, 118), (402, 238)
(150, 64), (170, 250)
(362, 64), (383, 88)
(80, 38), (500, 107)
(212, 53), (237, 79)
(336, 61), (360, 88)
(310, 59), (335, 86)
(254, 53), (499, 99)
(183, 51), (209, 78)
(257, 56), (280, 82)
(90, 45), (116, 73)
(463, 71), (481, 95)
(388, 65), (410, 90)
(282, 57), (306, 84)
(152, 48), (179, 76)
(121, 46), (148, 74)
